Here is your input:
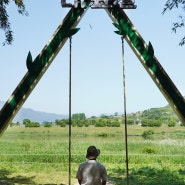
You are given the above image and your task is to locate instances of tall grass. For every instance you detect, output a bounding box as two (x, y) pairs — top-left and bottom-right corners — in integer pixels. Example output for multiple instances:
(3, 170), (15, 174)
(0, 125), (185, 184)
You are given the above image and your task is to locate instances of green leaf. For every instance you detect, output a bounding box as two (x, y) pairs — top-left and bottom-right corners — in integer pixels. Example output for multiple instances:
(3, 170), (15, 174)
(113, 23), (126, 36)
(148, 41), (154, 57)
(114, 31), (122, 35)
(26, 51), (33, 71)
(112, 23), (120, 29)
(67, 28), (80, 37)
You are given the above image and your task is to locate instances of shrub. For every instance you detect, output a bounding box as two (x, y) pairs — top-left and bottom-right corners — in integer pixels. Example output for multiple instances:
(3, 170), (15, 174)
(111, 121), (120, 127)
(142, 130), (154, 139)
(141, 146), (158, 154)
(127, 119), (135, 125)
(84, 121), (90, 127)
(77, 121), (83, 127)
(60, 121), (66, 127)
(97, 133), (108, 137)
(168, 120), (176, 127)
(141, 119), (162, 127)
(95, 119), (106, 127)
(25, 122), (40, 127)
(44, 122), (52, 127)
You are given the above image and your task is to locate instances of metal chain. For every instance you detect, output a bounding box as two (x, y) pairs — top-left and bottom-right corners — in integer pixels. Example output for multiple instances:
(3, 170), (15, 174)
(121, 35), (129, 185)
(68, 36), (72, 185)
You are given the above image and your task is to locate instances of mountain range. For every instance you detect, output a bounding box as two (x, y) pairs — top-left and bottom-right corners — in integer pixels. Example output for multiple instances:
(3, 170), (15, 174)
(0, 101), (67, 123)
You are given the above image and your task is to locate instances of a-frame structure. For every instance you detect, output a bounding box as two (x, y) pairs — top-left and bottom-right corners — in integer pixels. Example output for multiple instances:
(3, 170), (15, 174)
(1, 0), (185, 135)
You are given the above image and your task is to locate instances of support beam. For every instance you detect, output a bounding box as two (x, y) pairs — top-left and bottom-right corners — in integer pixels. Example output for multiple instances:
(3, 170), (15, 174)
(106, 7), (185, 124)
(0, 4), (91, 136)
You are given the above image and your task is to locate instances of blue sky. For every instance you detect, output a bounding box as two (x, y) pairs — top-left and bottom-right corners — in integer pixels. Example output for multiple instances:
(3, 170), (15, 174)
(0, 0), (185, 117)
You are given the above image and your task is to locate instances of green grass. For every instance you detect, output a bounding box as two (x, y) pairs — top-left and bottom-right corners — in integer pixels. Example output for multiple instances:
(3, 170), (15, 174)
(0, 125), (185, 184)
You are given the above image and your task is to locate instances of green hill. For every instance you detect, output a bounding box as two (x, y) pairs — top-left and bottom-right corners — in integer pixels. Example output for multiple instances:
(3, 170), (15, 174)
(127, 105), (180, 123)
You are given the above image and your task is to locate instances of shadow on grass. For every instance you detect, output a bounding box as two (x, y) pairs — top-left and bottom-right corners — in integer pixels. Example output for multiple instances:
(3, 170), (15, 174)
(0, 169), (66, 185)
(108, 166), (185, 185)
(0, 168), (36, 185)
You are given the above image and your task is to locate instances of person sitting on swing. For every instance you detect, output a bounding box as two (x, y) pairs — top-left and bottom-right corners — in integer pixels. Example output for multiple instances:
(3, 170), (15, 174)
(76, 146), (108, 185)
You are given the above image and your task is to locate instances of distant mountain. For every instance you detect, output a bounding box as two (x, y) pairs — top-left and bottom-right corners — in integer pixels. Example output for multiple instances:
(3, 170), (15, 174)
(1, 96), (185, 123)
(0, 101), (68, 123)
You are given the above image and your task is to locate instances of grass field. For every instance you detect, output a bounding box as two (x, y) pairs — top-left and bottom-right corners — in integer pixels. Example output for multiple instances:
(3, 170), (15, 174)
(0, 125), (185, 185)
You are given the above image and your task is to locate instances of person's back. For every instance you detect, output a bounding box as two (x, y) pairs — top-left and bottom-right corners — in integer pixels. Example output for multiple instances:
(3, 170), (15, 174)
(76, 146), (108, 185)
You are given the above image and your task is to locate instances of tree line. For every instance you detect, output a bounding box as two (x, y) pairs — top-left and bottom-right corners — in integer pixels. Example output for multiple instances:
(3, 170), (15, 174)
(10, 110), (183, 128)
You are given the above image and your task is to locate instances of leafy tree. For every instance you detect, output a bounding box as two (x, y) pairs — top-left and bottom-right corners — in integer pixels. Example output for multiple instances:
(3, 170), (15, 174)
(95, 119), (106, 127)
(106, 120), (112, 127)
(90, 116), (96, 118)
(76, 120), (84, 127)
(168, 120), (176, 127)
(33, 122), (40, 127)
(100, 114), (109, 118)
(10, 121), (20, 126)
(89, 119), (96, 125)
(23, 119), (31, 125)
(15, 121), (20, 126)
(60, 120), (67, 127)
(55, 119), (68, 127)
(111, 121), (120, 127)
(44, 122), (52, 127)
(83, 120), (90, 127)
(114, 112), (118, 116)
(141, 119), (162, 127)
(25, 121), (40, 127)
(72, 120), (77, 127)
(72, 113), (86, 120)
(55, 119), (61, 126)
(153, 120), (162, 127)
(127, 119), (135, 125)
(0, 0), (27, 45)
(162, 0), (185, 46)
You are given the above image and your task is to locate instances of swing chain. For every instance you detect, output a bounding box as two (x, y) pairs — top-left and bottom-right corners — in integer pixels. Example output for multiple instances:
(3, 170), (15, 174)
(121, 35), (129, 185)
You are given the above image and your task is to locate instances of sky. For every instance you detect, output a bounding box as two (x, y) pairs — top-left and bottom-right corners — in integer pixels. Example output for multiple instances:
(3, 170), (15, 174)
(0, 0), (185, 117)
